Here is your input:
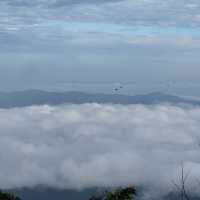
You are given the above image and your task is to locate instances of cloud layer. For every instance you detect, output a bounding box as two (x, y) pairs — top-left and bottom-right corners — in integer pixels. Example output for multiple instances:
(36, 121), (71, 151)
(0, 103), (200, 197)
(1, 0), (200, 45)
(1, 0), (200, 27)
(1, 0), (200, 90)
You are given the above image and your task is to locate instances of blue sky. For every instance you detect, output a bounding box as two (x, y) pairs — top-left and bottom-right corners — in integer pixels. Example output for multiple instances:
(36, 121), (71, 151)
(1, 0), (200, 94)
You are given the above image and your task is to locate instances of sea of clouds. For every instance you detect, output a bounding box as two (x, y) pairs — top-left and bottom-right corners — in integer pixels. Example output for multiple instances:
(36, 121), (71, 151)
(0, 103), (200, 197)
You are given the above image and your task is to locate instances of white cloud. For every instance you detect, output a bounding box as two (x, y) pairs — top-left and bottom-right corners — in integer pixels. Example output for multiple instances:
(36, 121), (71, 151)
(127, 36), (200, 48)
(0, 103), (200, 198)
(2, 0), (200, 33)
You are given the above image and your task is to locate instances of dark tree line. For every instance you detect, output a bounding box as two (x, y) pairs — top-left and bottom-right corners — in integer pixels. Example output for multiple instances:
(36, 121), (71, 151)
(89, 187), (136, 200)
(0, 187), (136, 200)
(0, 191), (22, 200)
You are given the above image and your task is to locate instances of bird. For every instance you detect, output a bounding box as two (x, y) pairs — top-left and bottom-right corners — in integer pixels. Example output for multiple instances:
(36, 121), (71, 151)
(114, 88), (119, 92)
(113, 83), (124, 92)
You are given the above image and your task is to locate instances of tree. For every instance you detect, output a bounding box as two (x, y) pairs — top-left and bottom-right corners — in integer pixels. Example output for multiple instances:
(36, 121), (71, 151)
(0, 191), (22, 200)
(89, 187), (136, 200)
(172, 164), (190, 200)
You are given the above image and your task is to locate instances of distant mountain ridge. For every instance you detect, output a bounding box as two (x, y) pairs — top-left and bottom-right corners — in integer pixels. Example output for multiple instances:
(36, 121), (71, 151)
(0, 90), (199, 108)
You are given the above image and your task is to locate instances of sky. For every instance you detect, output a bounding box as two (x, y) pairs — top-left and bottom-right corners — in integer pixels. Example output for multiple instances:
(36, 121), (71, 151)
(0, 0), (200, 94)
(2, 2), (200, 197)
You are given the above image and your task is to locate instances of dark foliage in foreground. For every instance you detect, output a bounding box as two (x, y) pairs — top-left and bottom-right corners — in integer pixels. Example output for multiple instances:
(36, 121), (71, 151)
(5, 186), (136, 200)
(89, 187), (136, 200)
(0, 191), (22, 200)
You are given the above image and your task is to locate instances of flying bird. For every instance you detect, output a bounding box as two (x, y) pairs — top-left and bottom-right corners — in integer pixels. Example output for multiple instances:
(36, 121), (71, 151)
(113, 83), (124, 92)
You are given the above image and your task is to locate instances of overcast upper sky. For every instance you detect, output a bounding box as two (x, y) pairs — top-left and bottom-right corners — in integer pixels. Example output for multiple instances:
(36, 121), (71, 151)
(1, 0), (200, 92)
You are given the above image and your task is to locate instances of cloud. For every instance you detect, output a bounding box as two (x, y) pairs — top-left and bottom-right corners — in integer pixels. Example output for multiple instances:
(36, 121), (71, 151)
(2, 0), (200, 33)
(0, 103), (200, 198)
(1, 0), (200, 53)
(1, 0), (200, 27)
(1, 0), (123, 7)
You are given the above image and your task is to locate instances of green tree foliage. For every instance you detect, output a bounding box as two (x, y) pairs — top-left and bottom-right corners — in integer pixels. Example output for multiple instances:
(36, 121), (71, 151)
(89, 187), (136, 200)
(0, 191), (22, 200)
